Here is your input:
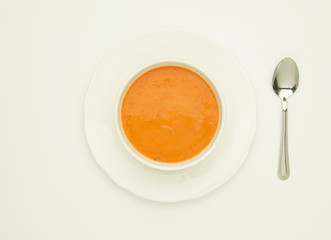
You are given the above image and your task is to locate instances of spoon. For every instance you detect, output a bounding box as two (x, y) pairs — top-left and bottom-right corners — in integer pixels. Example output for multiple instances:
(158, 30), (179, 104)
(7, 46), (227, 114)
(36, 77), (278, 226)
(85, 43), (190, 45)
(272, 57), (299, 180)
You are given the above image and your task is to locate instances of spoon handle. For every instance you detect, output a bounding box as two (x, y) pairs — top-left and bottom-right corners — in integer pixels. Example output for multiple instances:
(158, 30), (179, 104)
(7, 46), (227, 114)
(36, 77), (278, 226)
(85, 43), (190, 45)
(278, 105), (290, 180)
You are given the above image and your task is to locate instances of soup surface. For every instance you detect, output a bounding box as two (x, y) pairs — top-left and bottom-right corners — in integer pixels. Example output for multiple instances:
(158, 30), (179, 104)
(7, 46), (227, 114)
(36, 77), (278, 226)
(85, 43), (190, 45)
(121, 66), (220, 163)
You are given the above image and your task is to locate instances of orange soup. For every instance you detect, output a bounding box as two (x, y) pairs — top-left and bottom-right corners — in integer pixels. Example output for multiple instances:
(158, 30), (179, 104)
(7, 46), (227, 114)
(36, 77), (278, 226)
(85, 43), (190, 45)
(121, 66), (220, 163)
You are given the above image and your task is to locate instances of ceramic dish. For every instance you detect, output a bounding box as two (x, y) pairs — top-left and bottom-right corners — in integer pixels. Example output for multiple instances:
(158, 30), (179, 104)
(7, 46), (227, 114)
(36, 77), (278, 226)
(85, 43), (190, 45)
(115, 60), (225, 171)
(84, 29), (256, 202)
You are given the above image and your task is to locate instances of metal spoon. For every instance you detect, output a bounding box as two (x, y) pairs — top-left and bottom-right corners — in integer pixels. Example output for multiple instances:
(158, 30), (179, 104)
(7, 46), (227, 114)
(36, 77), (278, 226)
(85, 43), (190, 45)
(272, 57), (299, 180)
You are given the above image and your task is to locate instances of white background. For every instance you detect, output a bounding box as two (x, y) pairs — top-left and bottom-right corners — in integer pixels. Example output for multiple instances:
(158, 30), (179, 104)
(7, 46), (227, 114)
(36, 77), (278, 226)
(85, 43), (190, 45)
(1, 0), (331, 239)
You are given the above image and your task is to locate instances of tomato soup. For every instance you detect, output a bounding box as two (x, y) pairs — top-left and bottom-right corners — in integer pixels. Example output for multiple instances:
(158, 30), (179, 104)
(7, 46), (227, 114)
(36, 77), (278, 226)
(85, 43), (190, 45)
(121, 66), (220, 163)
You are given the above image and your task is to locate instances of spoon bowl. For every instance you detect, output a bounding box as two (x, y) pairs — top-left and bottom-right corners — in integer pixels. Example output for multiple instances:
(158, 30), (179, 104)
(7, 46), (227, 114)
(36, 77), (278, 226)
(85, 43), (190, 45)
(273, 58), (299, 99)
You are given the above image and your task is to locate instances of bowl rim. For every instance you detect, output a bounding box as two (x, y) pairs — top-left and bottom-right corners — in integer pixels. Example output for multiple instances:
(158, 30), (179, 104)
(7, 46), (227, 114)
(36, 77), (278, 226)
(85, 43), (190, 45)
(114, 59), (226, 171)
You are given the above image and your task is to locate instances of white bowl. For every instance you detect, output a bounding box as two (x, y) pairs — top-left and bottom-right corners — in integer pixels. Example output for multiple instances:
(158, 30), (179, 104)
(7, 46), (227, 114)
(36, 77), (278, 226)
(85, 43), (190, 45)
(115, 60), (225, 171)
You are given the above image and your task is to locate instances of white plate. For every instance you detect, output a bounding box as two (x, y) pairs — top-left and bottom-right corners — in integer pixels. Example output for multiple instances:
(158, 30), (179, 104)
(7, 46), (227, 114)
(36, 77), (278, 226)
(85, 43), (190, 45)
(84, 29), (256, 202)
